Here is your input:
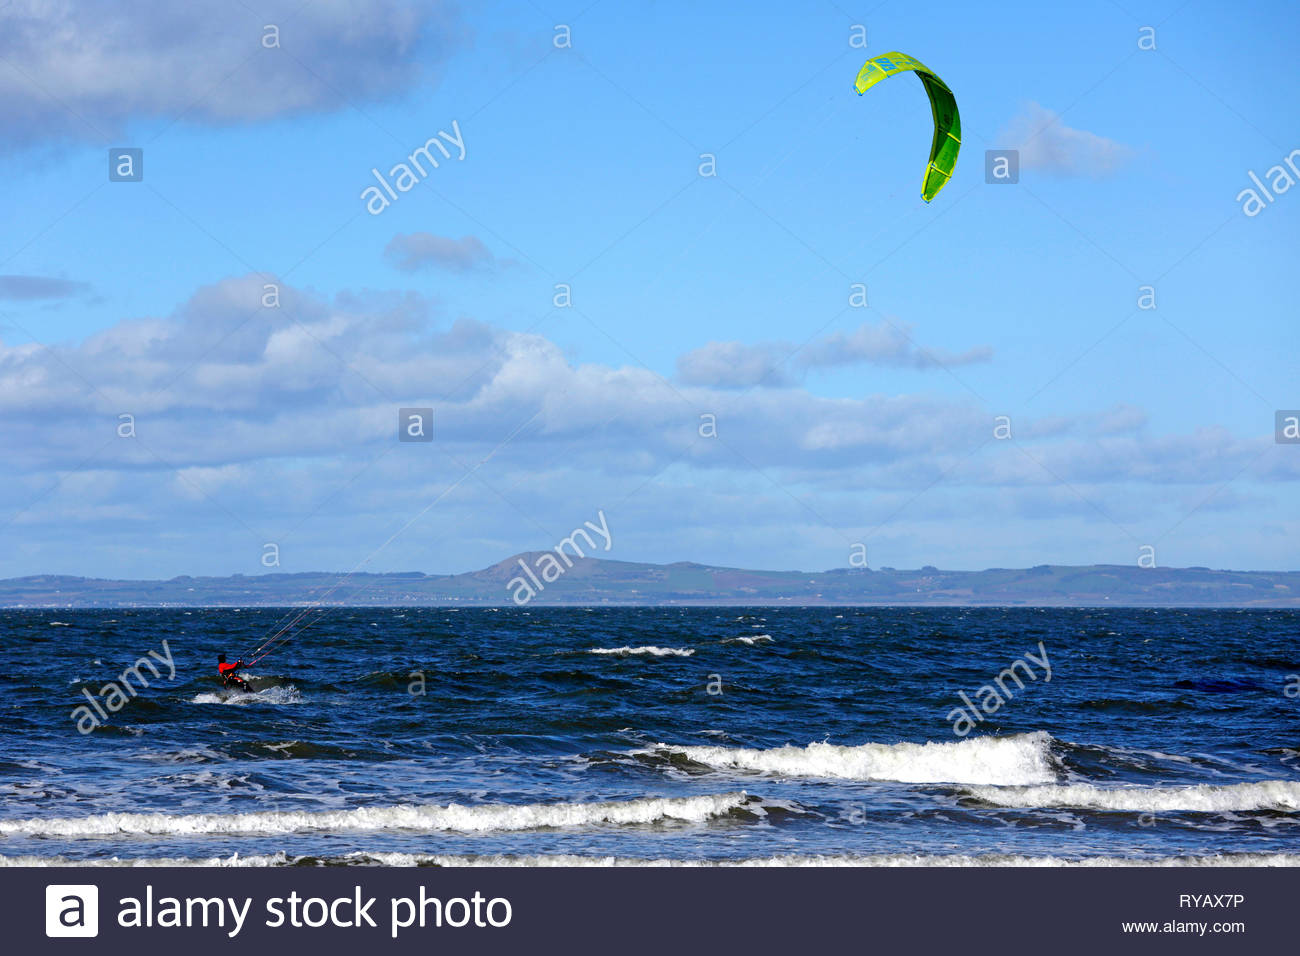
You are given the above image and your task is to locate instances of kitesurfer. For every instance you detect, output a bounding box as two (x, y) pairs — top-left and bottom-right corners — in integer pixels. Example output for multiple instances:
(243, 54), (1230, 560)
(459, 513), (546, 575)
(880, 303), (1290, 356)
(216, 654), (250, 691)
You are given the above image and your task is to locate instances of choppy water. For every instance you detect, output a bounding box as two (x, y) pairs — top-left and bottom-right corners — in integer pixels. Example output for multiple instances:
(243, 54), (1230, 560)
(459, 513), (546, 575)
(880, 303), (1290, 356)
(2, 607), (1297, 866)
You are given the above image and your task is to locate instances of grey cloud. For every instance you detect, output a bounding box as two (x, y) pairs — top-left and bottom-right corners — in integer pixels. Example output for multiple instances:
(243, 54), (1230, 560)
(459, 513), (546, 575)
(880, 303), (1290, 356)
(0, 0), (460, 147)
(0, 275), (91, 300)
(676, 320), (991, 389)
(385, 233), (501, 273)
(967, 429), (1291, 490)
(675, 341), (795, 389)
(799, 322), (993, 370)
(1015, 416), (1075, 440)
(1092, 403), (1147, 435)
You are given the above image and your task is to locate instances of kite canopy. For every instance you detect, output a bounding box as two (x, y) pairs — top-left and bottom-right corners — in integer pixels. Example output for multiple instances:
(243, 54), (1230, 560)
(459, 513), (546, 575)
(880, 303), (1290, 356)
(853, 51), (960, 202)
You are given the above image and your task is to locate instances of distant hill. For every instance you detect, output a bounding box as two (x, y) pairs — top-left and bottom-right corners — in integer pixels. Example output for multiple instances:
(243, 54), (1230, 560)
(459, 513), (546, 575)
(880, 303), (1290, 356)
(1, 556), (1297, 607)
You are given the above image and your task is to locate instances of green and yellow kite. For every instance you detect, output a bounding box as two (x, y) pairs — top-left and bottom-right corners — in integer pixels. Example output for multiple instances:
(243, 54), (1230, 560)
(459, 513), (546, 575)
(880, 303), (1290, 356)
(853, 52), (960, 202)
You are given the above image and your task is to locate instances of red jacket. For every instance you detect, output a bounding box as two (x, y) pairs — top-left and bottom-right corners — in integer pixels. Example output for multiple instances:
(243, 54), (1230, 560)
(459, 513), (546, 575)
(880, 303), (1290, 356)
(218, 661), (241, 677)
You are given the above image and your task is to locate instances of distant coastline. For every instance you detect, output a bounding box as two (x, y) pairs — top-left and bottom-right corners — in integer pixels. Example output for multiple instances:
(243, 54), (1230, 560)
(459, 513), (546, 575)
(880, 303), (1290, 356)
(2, 557), (1298, 608)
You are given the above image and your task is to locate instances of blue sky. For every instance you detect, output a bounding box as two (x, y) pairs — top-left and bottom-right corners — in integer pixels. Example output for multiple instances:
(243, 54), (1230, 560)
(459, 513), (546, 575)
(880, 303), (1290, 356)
(0, 0), (1296, 578)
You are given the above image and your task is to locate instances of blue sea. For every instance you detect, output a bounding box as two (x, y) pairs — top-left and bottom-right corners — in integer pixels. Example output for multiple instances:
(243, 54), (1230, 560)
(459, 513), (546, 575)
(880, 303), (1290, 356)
(3, 606), (1297, 866)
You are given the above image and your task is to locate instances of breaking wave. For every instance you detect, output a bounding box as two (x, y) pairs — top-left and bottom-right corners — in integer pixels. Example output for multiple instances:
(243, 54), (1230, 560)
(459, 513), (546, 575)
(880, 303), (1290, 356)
(961, 780), (1300, 813)
(190, 685), (302, 706)
(723, 635), (773, 646)
(589, 646), (695, 657)
(0, 792), (755, 838)
(645, 732), (1057, 786)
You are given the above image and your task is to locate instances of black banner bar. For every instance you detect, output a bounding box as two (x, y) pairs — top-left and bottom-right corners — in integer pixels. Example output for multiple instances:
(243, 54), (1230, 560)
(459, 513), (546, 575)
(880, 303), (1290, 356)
(15, 865), (1292, 953)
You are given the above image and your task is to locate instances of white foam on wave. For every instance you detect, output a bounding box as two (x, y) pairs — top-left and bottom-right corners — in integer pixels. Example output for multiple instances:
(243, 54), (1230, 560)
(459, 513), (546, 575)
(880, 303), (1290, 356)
(589, 646), (695, 657)
(1092, 744), (1198, 766)
(723, 635), (773, 646)
(648, 732), (1056, 786)
(962, 780), (1300, 813)
(0, 854), (292, 868)
(7, 851), (1300, 868)
(189, 685), (302, 706)
(0, 791), (752, 838)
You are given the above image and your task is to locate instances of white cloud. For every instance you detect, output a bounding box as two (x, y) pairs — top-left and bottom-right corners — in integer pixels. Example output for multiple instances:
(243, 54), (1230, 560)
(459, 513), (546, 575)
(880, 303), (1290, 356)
(999, 102), (1133, 177)
(0, 0), (460, 148)
(0, 276), (1291, 577)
